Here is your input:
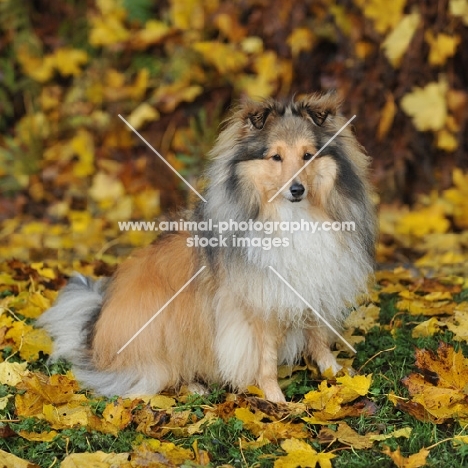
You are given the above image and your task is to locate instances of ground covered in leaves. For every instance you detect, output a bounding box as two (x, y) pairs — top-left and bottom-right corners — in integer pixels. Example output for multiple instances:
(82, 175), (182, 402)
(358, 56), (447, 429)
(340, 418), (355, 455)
(0, 174), (468, 467)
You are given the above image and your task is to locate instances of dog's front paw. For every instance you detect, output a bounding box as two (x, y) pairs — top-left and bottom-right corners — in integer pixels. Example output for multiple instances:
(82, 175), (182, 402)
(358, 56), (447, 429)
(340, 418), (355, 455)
(262, 382), (286, 403)
(187, 382), (209, 396)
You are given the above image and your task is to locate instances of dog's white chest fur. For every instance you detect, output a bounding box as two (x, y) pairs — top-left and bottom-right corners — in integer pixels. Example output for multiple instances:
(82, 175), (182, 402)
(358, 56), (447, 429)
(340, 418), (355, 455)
(230, 202), (371, 325)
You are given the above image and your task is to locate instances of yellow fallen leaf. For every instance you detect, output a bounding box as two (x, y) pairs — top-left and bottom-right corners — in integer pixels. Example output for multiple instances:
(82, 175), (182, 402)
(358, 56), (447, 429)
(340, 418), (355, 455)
(425, 31), (460, 66)
(382, 446), (430, 468)
(395, 204), (450, 237)
(454, 435), (468, 445)
(30, 263), (56, 280)
(18, 291), (51, 318)
(287, 28), (315, 58)
(43, 400), (91, 429)
(345, 303), (380, 332)
(0, 395), (10, 411)
(61, 451), (131, 468)
(412, 317), (442, 338)
(382, 13), (420, 67)
(89, 172), (125, 203)
(193, 42), (248, 74)
(319, 422), (375, 449)
(132, 20), (172, 49)
(401, 78), (448, 131)
(170, 0), (205, 29)
(89, 15), (130, 46)
(449, 0), (468, 25)
(149, 394), (176, 410)
(423, 291), (453, 301)
(54, 48), (88, 76)
(377, 94), (396, 140)
(127, 103), (160, 130)
(336, 374), (373, 401)
(19, 430), (58, 442)
(274, 438), (335, 468)
(133, 439), (194, 465)
(437, 128), (458, 152)
(360, 0), (406, 33)
(238, 51), (291, 98)
(153, 83), (203, 113)
(0, 361), (28, 386)
(70, 129), (95, 177)
(17, 46), (55, 82)
(0, 449), (39, 468)
(101, 399), (133, 430)
(5, 321), (53, 361)
(246, 385), (265, 398)
(446, 309), (468, 342)
(370, 427), (412, 441)
(241, 36), (264, 54)
(215, 13), (247, 42)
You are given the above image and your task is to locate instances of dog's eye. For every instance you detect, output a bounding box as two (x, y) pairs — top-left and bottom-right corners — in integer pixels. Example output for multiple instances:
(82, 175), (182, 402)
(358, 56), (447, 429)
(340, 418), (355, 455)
(303, 152), (313, 161)
(272, 154), (282, 162)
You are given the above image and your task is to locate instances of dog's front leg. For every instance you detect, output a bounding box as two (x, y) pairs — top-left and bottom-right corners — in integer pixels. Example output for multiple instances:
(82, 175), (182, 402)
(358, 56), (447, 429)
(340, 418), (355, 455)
(253, 318), (286, 403)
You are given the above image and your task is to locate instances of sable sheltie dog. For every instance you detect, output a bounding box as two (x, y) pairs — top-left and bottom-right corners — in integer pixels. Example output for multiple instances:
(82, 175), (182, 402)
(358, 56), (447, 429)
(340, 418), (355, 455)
(38, 93), (376, 403)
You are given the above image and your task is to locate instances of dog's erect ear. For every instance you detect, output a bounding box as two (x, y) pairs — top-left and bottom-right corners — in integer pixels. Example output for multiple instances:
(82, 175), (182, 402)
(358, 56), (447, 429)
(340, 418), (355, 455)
(306, 109), (330, 126)
(299, 93), (340, 127)
(248, 108), (272, 130)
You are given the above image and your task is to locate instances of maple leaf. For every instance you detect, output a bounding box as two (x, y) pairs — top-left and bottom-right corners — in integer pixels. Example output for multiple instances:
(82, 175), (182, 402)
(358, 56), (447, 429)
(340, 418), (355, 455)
(400, 343), (468, 423)
(302, 374), (373, 423)
(89, 1), (130, 47)
(401, 79), (449, 132)
(5, 321), (52, 361)
(318, 422), (376, 449)
(360, 0), (406, 33)
(274, 438), (335, 468)
(425, 31), (460, 66)
(193, 42), (249, 74)
(54, 48), (88, 76)
(382, 446), (430, 468)
(345, 303), (380, 332)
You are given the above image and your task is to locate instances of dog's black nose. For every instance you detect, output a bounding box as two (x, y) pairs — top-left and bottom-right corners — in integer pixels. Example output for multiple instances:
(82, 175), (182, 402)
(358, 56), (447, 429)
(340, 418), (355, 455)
(290, 183), (305, 198)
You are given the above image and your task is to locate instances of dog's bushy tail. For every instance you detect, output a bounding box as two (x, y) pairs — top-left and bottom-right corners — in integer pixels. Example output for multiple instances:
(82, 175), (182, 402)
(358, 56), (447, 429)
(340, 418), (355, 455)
(37, 274), (104, 366)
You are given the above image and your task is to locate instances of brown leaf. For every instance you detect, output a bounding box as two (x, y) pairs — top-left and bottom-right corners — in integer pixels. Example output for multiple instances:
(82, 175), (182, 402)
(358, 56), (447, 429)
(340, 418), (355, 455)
(318, 422), (376, 449)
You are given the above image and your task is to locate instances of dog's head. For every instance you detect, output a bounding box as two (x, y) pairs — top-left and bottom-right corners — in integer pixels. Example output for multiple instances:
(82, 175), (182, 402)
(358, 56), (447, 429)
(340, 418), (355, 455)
(216, 93), (370, 215)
